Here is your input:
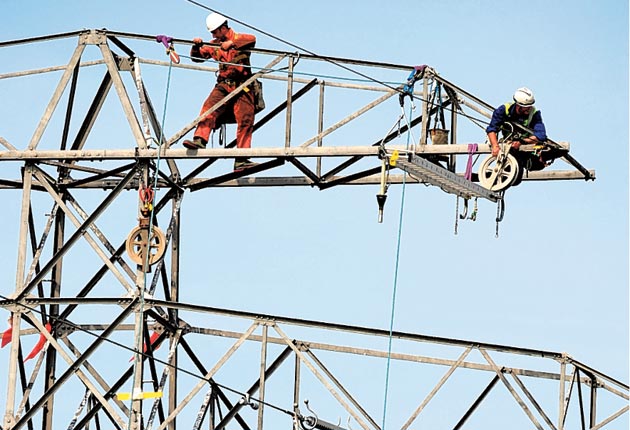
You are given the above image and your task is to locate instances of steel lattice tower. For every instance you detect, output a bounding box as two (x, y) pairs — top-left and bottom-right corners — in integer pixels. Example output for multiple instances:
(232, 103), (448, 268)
(0, 30), (625, 430)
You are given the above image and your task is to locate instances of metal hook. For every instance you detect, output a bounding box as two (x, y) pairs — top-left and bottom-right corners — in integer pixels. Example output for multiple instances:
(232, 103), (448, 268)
(304, 399), (317, 419)
(299, 399), (318, 430)
(459, 198), (469, 219)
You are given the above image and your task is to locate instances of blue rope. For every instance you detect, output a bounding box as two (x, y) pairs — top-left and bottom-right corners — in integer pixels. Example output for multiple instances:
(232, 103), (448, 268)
(151, 59), (172, 189)
(127, 57), (173, 430)
(381, 103), (412, 430)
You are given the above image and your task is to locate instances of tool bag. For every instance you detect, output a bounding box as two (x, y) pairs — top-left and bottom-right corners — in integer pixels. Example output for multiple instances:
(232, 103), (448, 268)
(252, 79), (265, 113)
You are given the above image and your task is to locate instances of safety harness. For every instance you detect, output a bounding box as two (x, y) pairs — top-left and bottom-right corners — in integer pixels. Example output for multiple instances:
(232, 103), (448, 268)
(501, 102), (537, 137)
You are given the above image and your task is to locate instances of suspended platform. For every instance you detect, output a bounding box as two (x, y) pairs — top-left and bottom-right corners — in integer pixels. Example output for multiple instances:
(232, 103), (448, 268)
(393, 152), (500, 201)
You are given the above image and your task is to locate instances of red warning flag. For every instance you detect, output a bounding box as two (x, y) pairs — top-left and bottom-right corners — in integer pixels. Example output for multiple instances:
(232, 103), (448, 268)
(129, 331), (161, 361)
(1, 326), (12, 348)
(24, 323), (51, 362)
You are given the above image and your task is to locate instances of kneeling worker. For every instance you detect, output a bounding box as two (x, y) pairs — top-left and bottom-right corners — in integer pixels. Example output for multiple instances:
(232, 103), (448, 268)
(486, 87), (549, 171)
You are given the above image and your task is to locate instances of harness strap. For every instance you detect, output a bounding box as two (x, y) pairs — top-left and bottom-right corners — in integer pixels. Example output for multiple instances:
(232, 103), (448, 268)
(503, 102), (537, 127)
(464, 143), (478, 181)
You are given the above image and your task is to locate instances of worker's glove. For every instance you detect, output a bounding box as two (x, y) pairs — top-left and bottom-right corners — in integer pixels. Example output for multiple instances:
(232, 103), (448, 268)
(192, 37), (203, 46)
(220, 40), (234, 51)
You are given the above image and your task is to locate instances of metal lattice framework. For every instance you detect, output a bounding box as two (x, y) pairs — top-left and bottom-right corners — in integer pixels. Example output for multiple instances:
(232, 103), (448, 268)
(0, 29), (624, 430)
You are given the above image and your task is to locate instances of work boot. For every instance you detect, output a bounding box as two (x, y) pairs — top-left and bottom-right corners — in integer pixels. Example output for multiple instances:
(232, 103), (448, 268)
(233, 158), (259, 172)
(182, 137), (207, 150)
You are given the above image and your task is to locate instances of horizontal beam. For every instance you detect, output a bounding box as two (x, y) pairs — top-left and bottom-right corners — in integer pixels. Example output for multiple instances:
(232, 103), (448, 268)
(0, 142), (571, 161)
(5, 296), (564, 359)
(0, 30), (83, 48)
(189, 328), (593, 386)
(106, 30), (416, 72)
(0, 60), (104, 80)
(138, 58), (408, 94)
(0, 170), (596, 191)
(193, 170), (596, 187)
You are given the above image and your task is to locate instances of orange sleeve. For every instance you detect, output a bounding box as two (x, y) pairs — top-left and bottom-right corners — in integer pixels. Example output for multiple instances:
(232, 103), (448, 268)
(190, 40), (220, 63)
(232, 33), (256, 50)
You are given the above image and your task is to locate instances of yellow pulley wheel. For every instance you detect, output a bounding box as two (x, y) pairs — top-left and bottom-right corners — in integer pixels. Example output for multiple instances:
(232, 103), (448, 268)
(125, 225), (166, 266)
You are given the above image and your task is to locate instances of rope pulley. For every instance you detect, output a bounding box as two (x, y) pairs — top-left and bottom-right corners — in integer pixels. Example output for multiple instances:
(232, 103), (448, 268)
(125, 223), (166, 271)
(478, 144), (520, 192)
(126, 184), (166, 271)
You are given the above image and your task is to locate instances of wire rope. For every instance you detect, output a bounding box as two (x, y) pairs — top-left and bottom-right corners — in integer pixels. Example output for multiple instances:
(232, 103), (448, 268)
(381, 102), (414, 430)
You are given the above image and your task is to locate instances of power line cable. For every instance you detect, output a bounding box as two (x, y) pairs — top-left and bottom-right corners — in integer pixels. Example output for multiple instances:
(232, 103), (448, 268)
(185, 0), (404, 95)
(176, 4), (492, 129)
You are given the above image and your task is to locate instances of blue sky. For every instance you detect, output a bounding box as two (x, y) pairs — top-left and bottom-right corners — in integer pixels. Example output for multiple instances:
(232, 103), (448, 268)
(0, 0), (627, 429)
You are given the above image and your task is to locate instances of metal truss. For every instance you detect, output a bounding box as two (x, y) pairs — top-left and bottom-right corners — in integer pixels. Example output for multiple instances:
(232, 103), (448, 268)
(0, 29), (620, 430)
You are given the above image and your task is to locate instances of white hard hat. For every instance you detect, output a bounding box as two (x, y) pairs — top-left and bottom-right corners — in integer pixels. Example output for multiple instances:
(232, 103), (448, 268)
(206, 13), (227, 32)
(513, 87), (535, 107)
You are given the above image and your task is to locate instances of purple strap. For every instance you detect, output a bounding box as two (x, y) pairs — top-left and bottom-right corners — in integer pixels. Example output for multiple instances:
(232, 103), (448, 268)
(156, 35), (173, 49)
(464, 143), (478, 181)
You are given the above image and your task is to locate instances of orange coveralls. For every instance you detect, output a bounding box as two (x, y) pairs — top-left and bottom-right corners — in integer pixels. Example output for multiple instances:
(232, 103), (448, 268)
(191, 29), (256, 148)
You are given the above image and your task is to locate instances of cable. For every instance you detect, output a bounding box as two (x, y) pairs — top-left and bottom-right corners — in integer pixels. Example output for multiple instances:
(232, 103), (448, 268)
(381, 102), (413, 430)
(125, 50), (176, 430)
(185, 0), (403, 94)
(183, 0), (496, 128)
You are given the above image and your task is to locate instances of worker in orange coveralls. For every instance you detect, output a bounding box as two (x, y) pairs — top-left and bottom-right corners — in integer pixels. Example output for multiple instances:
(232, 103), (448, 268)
(183, 12), (258, 171)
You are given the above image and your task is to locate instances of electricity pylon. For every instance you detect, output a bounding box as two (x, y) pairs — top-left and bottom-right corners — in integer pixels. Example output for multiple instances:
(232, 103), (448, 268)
(1, 29), (623, 430)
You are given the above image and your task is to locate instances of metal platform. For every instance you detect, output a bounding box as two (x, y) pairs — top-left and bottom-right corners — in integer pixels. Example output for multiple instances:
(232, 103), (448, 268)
(395, 153), (500, 202)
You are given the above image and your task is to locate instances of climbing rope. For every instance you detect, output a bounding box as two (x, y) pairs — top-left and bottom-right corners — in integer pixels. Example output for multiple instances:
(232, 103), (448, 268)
(126, 45), (175, 430)
(381, 100), (414, 430)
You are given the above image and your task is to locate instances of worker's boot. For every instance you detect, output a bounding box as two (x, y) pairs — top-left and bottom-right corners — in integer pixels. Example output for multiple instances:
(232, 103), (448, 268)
(233, 158), (259, 172)
(182, 137), (207, 150)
